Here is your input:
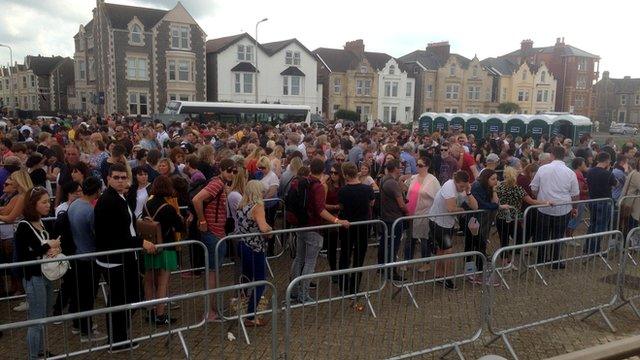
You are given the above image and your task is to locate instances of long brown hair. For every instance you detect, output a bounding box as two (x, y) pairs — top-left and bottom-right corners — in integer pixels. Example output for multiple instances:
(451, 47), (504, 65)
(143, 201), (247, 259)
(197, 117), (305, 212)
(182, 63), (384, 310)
(22, 187), (49, 221)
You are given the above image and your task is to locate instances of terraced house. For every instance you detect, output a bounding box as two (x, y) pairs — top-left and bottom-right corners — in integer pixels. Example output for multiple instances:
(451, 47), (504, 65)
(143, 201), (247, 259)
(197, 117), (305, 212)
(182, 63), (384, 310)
(75, 0), (206, 116)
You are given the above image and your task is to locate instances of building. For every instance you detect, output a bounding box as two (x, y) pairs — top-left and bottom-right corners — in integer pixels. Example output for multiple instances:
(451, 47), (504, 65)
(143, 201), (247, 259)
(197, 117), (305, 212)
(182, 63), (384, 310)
(205, 34), (318, 111)
(315, 40), (414, 123)
(0, 63), (37, 112)
(74, 0), (207, 116)
(24, 55), (75, 113)
(593, 71), (640, 125)
(498, 38), (600, 117)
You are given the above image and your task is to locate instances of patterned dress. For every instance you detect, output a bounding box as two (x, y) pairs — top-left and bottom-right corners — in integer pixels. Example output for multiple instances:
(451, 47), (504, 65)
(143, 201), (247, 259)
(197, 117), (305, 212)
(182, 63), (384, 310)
(236, 203), (265, 252)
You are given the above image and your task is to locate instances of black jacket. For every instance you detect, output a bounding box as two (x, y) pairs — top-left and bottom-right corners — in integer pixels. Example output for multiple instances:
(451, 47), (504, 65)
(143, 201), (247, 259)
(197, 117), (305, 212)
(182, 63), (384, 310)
(14, 221), (51, 280)
(95, 186), (141, 263)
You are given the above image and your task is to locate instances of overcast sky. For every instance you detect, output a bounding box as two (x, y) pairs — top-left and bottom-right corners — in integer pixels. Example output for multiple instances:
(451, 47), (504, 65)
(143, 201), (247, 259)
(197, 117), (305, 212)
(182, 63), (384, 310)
(1, 0), (636, 78)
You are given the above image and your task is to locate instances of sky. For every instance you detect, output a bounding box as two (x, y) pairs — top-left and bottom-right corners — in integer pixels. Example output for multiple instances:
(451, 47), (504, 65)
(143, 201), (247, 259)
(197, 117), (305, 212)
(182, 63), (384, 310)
(0, 0), (637, 78)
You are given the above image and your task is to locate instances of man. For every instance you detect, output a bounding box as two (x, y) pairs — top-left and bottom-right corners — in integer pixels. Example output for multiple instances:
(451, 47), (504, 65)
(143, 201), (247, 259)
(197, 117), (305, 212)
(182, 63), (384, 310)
(377, 159), (408, 281)
(428, 171), (478, 290)
(99, 144), (126, 184)
(94, 164), (156, 352)
(288, 158), (349, 303)
(585, 152), (617, 254)
(437, 142), (459, 185)
(400, 143), (417, 175)
(139, 128), (159, 151)
(0, 156), (21, 192)
(480, 153), (500, 175)
(183, 154), (206, 184)
(452, 143), (479, 182)
(192, 158), (236, 321)
(155, 123), (170, 150)
(56, 144), (81, 206)
(68, 177), (106, 342)
(348, 138), (369, 165)
(612, 154), (628, 202)
(530, 146), (580, 268)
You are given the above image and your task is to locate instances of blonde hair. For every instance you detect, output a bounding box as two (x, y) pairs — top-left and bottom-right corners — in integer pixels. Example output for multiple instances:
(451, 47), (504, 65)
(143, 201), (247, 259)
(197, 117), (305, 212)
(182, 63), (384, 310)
(503, 166), (518, 187)
(266, 140), (276, 150)
(257, 155), (271, 170)
(11, 170), (34, 194)
(230, 167), (247, 194)
(273, 145), (284, 159)
(158, 158), (175, 175)
(198, 145), (215, 164)
(239, 180), (264, 208)
(289, 157), (303, 175)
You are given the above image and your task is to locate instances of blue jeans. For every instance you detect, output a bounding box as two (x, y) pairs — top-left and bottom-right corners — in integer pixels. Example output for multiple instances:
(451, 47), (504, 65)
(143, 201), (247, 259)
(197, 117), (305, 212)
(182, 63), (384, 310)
(566, 203), (585, 231)
(201, 231), (227, 270)
(23, 276), (54, 360)
(239, 242), (266, 318)
(586, 203), (612, 254)
(290, 231), (323, 300)
(378, 221), (404, 264)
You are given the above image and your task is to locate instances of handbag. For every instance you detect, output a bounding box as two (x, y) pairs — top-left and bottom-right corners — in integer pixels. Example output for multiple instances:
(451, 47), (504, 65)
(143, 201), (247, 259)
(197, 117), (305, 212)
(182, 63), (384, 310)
(224, 199), (235, 235)
(21, 220), (70, 281)
(620, 171), (638, 232)
(137, 202), (169, 246)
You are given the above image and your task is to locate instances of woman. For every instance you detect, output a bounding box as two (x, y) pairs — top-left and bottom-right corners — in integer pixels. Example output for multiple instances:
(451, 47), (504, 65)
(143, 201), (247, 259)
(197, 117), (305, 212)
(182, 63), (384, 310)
(54, 181), (82, 216)
(257, 156), (279, 201)
(517, 163), (539, 244)
(621, 157), (640, 235)
(358, 162), (378, 191)
(127, 167), (151, 218)
(496, 166), (549, 268)
(269, 145), (284, 179)
(403, 157), (440, 271)
(235, 180), (272, 327)
(278, 156), (303, 198)
(15, 187), (61, 359)
(157, 158), (175, 178)
(26, 153), (47, 188)
(245, 147), (264, 178)
(197, 145), (216, 180)
(337, 162), (375, 310)
(70, 162), (91, 184)
(88, 139), (109, 170)
(143, 176), (185, 325)
(467, 169), (510, 285)
(169, 147), (186, 176)
(324, 163), (344, 271)
(228, 165), (247, 231)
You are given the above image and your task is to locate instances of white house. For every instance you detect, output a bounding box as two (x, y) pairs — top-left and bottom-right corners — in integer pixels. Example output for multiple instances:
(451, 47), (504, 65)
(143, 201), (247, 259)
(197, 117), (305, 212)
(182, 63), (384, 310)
(206, 33), (318, 111)
(377, 58), (414, 124)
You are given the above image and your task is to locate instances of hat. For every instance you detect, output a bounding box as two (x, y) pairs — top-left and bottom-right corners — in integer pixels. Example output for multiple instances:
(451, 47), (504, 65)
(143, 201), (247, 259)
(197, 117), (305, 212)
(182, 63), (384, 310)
(2, 156), (21, 167)
(486, 153), (500, 163)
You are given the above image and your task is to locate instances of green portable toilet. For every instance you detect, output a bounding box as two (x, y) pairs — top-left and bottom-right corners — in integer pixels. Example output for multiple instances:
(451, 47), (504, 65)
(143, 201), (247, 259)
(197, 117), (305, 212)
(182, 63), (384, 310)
(465, 116), (484, 139)
(450, 115), (465, 132)
(526, 116), (552, 142)
(485, 115), (506, 135)
(506, 116), (527, 138)
(417, 113), (435, 135)
(570, 115), (593, 142)
(433, 115), (449, 133)
(551, 116), (576, 142)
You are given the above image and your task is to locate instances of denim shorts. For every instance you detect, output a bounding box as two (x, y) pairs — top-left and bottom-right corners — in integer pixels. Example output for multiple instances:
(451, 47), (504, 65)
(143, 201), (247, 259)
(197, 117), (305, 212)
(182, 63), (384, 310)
(201, 231), (227, 270)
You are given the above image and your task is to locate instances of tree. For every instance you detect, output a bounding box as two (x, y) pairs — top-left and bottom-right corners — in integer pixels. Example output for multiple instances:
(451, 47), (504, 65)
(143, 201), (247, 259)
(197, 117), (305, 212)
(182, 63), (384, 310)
(497, 102), (521, 114)
(334, 109), (360, 122)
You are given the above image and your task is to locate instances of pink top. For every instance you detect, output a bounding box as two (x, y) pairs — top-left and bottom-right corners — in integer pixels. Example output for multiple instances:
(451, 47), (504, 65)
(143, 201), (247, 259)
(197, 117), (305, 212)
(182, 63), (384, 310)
(406, 180), (422, 215)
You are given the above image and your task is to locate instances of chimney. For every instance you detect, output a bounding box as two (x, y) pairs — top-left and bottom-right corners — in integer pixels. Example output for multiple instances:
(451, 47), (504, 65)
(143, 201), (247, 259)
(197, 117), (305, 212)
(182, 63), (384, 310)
(427, 41), (450, 63)
(602, 71), (610, 80)
(344, 40), (365, 56)
(555, 37), (565, 46)
(520, 39), (533, 52)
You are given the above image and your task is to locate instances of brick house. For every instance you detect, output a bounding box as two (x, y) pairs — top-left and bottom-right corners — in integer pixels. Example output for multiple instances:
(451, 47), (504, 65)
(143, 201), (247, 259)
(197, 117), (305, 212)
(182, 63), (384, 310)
(593, 71), (640, 126)
(75, 0), (206, 116)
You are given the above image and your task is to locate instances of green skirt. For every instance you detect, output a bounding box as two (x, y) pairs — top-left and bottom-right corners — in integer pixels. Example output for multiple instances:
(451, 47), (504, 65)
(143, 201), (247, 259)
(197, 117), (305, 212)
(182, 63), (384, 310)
(144, 250), (178, 271)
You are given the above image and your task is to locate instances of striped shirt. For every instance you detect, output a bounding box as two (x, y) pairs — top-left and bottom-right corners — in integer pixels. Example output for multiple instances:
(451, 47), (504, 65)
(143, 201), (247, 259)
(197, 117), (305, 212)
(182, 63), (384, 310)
(204, 177), (227, 237)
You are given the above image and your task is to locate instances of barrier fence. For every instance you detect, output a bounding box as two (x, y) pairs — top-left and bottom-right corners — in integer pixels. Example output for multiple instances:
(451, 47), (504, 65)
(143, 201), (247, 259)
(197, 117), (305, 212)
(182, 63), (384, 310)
(613, 226), (640, 319)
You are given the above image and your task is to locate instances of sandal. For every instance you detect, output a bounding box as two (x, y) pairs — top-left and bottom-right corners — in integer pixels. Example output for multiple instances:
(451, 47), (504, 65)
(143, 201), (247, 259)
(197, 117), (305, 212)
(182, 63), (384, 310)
(244, 318), (268, 327)
(351, 302), (365, 312)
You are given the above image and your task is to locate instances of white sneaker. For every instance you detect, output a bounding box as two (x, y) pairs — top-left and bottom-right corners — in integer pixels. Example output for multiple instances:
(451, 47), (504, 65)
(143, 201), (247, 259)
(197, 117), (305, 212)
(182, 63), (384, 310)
(72, 323), (97, 335)
(80, 329), (108, 343)
(13, 301), (28, 312)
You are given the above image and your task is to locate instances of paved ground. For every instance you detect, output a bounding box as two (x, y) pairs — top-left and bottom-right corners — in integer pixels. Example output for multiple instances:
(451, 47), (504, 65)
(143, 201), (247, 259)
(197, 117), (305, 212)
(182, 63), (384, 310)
(2, 219), (640, 359)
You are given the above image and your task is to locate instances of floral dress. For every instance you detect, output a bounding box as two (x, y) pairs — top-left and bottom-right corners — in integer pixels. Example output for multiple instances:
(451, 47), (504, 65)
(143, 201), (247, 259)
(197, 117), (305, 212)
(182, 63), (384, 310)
(236, 203), (265, 252)
(496, 183), (527, 222)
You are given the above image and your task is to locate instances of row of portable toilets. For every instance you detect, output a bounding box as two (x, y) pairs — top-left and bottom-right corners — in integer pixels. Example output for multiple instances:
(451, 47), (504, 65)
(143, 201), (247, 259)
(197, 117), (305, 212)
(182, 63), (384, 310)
(415, 112), (593, 143)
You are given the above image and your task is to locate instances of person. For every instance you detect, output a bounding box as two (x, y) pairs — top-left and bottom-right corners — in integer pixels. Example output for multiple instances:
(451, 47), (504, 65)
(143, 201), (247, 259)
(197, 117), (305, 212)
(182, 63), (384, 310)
(402, 157), (440, 272)
(15, 187), (61, 359)
(621, 157), (640, 234)
(437, 142), (458, 184)
(585, 152), (617, 254)
(94, 163), (156, 352)
(192, 158), (236, 321)
(157, 158), (174, 178)
(257, 155), (279, 236)
(235, 180), (272, 326)
(26, 153), (47, 188)
(143, 176), (185, 325)
(288, 159), (349, 303)
(227, 164), (246, 232)
(324, 163), (344, 271)
(428, 171), (478, 290)
(400, 142), (417, 175)
(183, 154), (206, 184)
(155, 123), (170, 149)
(67, 177), (105, 341)
(612, 154), (628, 203)
(278, 156), (303, 198)
(55, 144), (81, 206)
(529, 146), (579, 268)
(337, 162), (374, 310)
(566, 157), (589, 237)
(99, 144), (127, 184)
(127, 166), (151, 218)
(54, 181), (82, 216)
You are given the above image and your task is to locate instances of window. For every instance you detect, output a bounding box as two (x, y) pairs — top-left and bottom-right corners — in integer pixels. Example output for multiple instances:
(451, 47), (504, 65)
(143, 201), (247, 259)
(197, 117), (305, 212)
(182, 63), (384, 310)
(22, 76), (26, 88)
(87, 35), (94, 49)
(30, 75), (35, 88)
(88, 58), (95, 81)
(575, 94), (585, 108)
(621, 95), (627, 105)
(391, 107), (397, 122)
(502, 87), (507, 101)
(282, 76), (301, 96)
(384, 81), (391, 97)
(78, 37), (85, 51)
(363, 105), (370, 121)
(383, 106), (398, 123)
(285, 50), (301, 65)
(426, 84), (433, 98)
(128, 92), (148, 115)
(332, 104), (339, 113)
(333, 78), (341, 94)
(0, 81), (3, 91)
(360, 65), (367, 73)
(472, 65), (478, 77)
(536, 90), (543, 102)
(636, 95), (640, 105)
(237, 44), (254, 62)
(126, 57), (148, 80)
(406, 82), (412, 97)
(551, 90), (555, 101)
(178, 60), (189, 81)
(168, 59), (192, 82)
(543, 90), (549, 102)
(169, 94), (191, 101)
(467, 85), (480, 100)
(171, 25), (189, 49)
(234, 73), (253, 93)
(389, 65), (395, 75)
(541, 71), (546, 83)
(392, 82), (398, 97)
(413, 67), (419, 75)
(449, 64), (456, 76)
(578, 58), (587, 71)
(619, 111), (626, 122)
(522, 71), (527, 80)
(517, 90), (529, 102)
(356, 79), (371, 96)
(130, 24), (142, 44)
(445, 84), (459, 99)
(576, 75), (587, 89)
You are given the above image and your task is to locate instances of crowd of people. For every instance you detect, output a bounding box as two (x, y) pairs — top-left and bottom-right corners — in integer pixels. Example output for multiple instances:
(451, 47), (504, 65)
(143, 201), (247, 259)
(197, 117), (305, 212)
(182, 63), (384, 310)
(0, 113), (635, 358)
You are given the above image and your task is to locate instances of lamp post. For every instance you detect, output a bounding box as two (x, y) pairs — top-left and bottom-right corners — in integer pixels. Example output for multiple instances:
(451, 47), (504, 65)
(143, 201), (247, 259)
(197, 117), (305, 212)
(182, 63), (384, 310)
(254, 17), (268, 104)
(0, 44), (14, 114)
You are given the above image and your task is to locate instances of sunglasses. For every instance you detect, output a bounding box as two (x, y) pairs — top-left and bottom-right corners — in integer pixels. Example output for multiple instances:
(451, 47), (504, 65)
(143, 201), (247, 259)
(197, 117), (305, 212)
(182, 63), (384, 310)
(335, 158), (345, 162)
(441, 148), (449, 152)
(330, 170), (339, 175)
(111, 175), (128, 181)
(257, 166), (267, 170)
(225, 168), (238, 173)
(417, 164), (426, 168)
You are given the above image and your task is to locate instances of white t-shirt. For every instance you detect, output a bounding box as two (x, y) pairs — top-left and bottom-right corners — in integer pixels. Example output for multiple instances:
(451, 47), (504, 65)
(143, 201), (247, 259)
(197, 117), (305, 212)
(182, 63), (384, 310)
(227, 191), (242, 227)
(134, 187), (149, 218)
(260, 171), (280, 198)
(429, 179), (467, 228)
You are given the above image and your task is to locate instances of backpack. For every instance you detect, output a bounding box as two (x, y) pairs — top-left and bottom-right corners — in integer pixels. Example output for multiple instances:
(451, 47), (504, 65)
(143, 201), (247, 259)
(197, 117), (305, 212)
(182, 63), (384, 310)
(137, 202), (169, 245)
(285, 176), (318, 226)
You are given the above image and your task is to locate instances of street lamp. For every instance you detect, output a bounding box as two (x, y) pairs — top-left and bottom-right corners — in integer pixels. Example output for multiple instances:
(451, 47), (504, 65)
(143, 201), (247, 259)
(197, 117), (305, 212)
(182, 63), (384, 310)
(255, 17), (268, 104)
(0, 44), (14, 114)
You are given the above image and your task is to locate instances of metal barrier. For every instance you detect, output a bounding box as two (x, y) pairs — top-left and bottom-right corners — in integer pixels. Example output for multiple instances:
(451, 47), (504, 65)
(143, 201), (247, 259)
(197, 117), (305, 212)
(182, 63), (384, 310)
(0, 240), (210, 359)
(284, 251), (487, 360)
(486, 231), (623, 360)
(612, 226), (640, 319)
(0, 280), (277, 359)
(615, 194), (640, 235)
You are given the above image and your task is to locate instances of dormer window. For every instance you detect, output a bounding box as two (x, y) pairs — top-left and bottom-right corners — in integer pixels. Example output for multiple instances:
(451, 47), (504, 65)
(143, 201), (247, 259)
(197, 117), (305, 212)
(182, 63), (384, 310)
(128, 18), (145, 46)
(285, 51), (300, 66)
(360, 65), (367, 73)
(541, 71), (546, 83)
(449, 64), (456, 76)
(237, 45), (254, 62)
(389, 65), (395, 75)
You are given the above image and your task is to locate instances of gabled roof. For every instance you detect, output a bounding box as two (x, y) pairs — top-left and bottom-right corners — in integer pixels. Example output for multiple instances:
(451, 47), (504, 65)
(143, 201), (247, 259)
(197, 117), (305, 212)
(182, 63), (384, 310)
(230, 62), (258, 73)
(85, 19), (94, 34)
(103, 3), (168, 30)
(501, 44), (599, 60)
(25, 56), (65, 76)
(603, 77), (640, 93)
(313, 47), (393, 73)
(480, 57), (517, 76)
(261, 38), (315, 58)
(206, 33), (257, 54)
(281, 66), (305, 76)
(398, 49), (471, 70)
